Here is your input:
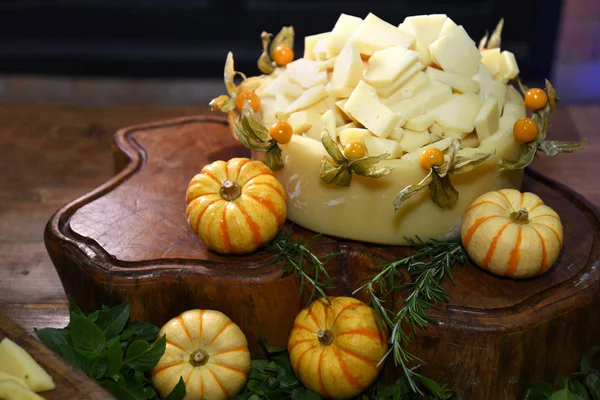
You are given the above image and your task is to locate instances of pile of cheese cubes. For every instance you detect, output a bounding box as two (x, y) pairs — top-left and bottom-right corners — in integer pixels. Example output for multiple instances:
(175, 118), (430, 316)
(254, 13), (524, 159)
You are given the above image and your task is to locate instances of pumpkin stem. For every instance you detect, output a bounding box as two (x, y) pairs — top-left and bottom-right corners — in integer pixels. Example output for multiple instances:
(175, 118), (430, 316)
(317, 329), (334, 346)
(510, 209), (530, 224)
(190, 349), (209, 367)
(220, 179), (242, 201)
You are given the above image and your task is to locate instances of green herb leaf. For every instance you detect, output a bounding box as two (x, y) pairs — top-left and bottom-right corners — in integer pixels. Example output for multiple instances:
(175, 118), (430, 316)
(549, 388), (588, 400)
(208, 94), (235, 113)
(165, 377), (187, 400)
(97, 303), (130, 340)
(124, 335), (166, 372)
(100, 379), (138, 400)
(429, 168), (459, 209)
(501, 142), (538, 171)
(523, 381), (555, 400)
(89, 357), (109, 380)
(291, 388), (322, 400)
(538, 139), (586, 156)
(581, 347), (600, 374)
(264, 144), (284, 171)
(59, 344), (93, 374)
(104, 337), (124, 378)
(258, 334), (285, 354)
(69, 312), (107, 358)
(393, 170), (434, 210)
(124, 322), (160, 343)
(68, 296), (86, 319)
(35, 328), (70, 354)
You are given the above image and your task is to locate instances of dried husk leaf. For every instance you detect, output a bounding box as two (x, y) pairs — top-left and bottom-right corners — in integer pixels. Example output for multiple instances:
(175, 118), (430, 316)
(238, 76), (266, 93)
(264, 145), (284, 171)
(258, 31), (276, 75)
(531, 112), (547, 142)
(429, 169), (459, 209)
(450, 152), (494, 175)
(224, 51), (238, 94)
(437, 139), (460, 177)
(500, 142), (538, 170)
(209, 94), (235, 112)
(478, 31), (489, 51)
(241, 101), (269, 142)
(393, 170), (434, 210)
(538, 138), (586, 156)
(321, 128), (346, 165)
(545, 79), (558, 113)
(349, 153), (392, 178)
(271, 26), (295, 52)
(487, 18), (504, 49)
(517, 78), (529, 95)
(320, 160), (352, 186)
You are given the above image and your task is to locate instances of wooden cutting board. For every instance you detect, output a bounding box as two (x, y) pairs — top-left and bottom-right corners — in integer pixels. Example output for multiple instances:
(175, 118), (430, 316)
(0, 313), (112, 399)
(44, 115), (600, 399)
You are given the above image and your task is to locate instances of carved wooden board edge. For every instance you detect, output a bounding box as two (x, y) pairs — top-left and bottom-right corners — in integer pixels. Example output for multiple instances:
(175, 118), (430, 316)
(0, 313), (113, 399)
(44, 115), (600, 332)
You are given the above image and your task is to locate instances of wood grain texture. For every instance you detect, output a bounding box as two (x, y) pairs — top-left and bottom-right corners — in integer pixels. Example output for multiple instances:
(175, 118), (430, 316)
(0, 312), (112, 399)
(43, 115), (600, 399)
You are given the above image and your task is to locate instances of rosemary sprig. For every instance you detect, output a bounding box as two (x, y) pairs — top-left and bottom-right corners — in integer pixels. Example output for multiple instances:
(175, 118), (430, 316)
(353, 237), (467, 394)
(266, 227), (339, 307)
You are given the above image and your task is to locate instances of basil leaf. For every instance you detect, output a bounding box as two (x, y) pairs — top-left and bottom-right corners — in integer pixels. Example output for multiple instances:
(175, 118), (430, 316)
(68, 296), (86, 319)
(69, 312), (107, 358)
(97, 304), (130, 340)
(429, 169), (459, 209)
(165, 377), (187, 400)
(569, 380), (591, 399)
(59, 344), (94, 374)
(501, 142), (538, 170)
(104, 337), (124, 378)
(393, 170), (434, 210)
(124, 322), (160, 343)
(36, 328), (70, 354)
(581, 347), (600, 375)
(259, 334), (285, 354)
(291, 387), (322, 400)
(124, 335), (166, 372)
(549, 388), (588, 400)
(538, 139), (586, 157)
(100, 380), (138, 400)
(523, 381), (554, 400)
(90, 357), (109, 380)
(86, 310), (100, 323)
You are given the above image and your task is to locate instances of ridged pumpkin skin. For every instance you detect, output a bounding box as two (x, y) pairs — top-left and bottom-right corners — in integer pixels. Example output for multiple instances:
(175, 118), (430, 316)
(186, 158), (286, 254)
(288, 297), (388, 399)
(151, 309), (251, 400)
(461, 188), (564, 278)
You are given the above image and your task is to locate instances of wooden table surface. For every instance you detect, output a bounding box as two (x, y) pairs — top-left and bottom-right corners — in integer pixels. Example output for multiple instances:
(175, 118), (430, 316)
(0, 103), (598, 335)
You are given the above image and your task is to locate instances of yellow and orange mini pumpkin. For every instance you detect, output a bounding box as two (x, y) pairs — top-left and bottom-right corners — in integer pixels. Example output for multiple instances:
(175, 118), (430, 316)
(461, 189), (564, 278)
(288, 297), (388, 399)
(186, 158), (287, 254)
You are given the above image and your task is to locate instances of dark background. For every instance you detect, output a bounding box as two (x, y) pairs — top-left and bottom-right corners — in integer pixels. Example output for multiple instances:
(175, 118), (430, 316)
(0, 0), (562, 84)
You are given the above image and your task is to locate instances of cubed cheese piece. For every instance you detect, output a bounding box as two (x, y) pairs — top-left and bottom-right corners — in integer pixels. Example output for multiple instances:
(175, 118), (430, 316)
(305, 99), (330, 115)
(474, 95), (500, 141)
(425, 67), (480, 93)
(262, 72), (291, 97)
(254, 75), (276, 97)
(352, 13), (415, 56)
(402, 14), (448, 65)
(288, 110), (322, 134)
(428, 122), (446, 136)
(381, 72), (430, 105)
(481, 48), (502, 76)
(401, 137), (454, 160)
(439, 17), (458, 37)
(313, 37), (329, 60)
(326, 14), (363, 57)
(499, 114), (519, 132)
(429, 25), (481, 76)
(442, 131), (470, 140)
(404, 113), (435, 131)
(285, 85), (327, 115)
(364, 47), (419, 88)
(286, 59), (327, 88)
(0, 371), (27, 388)
(276, 93), (293, 119)
(388, 126), (404, 142)
(364, 135), (404, 159)
(399, 129), (431, 152)
(324, 96), (347, 126)
(499, 51), (519, 83)
(503, 102), (526, 119)
(326, 83), (354, 99)
(260, 96), (276, 124)
(305, 119), (324, 141)
(319, 57), (337, 71)
(321, 110), (337, 140)
(339, 127), (370, 146)
(506, 84), (524, 105)
(474, 73), (506, 114)
(330, 39), (363, 94)
(335, 99), (357, 123)
(428, 92), (482, 133)
(389, 81), (453, 119)
(0, 338), (55, 392)
(345, 81), (404, 138)
(336, 121), (359, 135)
(461, 132), (480, 148)
(477, 62), (494, 78)
(376, 61), (424, 98)
(282, 82), (303, 99)
(304, 32), (330, 60)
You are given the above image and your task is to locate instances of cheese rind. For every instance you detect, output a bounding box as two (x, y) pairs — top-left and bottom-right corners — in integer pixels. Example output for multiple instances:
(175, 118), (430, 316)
(429, 25), (481, 76)
(352, 13), (415, 56)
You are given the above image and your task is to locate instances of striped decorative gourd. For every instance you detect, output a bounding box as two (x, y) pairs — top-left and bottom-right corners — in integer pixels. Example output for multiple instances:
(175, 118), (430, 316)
(461, 189), (564, 278)
(288, 297), (388, 399)
(151, 310), (251, 400)
(186, 158), (287, 254)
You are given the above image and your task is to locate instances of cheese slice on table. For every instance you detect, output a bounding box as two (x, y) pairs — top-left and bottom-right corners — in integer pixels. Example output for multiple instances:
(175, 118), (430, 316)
(364, 47), (419, 88)
(398, 128), (431, 152)
(481, 48), (502, 76)
(381, 72), (430, 105)
(287, 59), (327, 88)
(428, 92), (482, 133)
(0, 380), (45, 400)
(326, 14), (363, 58)
(339, 127), (370, 146)
(401, 14), (448, 65)
(0, 338), (55, 392)
(364, 135), (404, 159)
(404, 113), (435, 131)
(376, 61), (424, 98)
(288, 111), (322, 134)
(475, 73), (506, 114)
(429, 25), (481, 76)
(352, 13), (415, 56)
(389, 81), (453, 119)
(474, 95), (500, 141)
(425, 67), (479, 93)
(499, 114), (519, 133)
(319, 57), (337, 71)
(304, 32), (330, 60)
(330, 39), (362, 94)
(285, 85), (327, 115)
(321, 110), (337, 140)
(345, 81), (404, 138)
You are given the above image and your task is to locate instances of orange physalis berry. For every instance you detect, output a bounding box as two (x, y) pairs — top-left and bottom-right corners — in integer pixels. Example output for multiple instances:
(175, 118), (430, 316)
(419, 146), (444, 170)
(513, 117), (539, 143)
(524, 88), (549, 111)
(272, 44), (294, 66)
(343, 140), (366, 159)
(269, 121), (293, 144)
(235, 91), (261, 112)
